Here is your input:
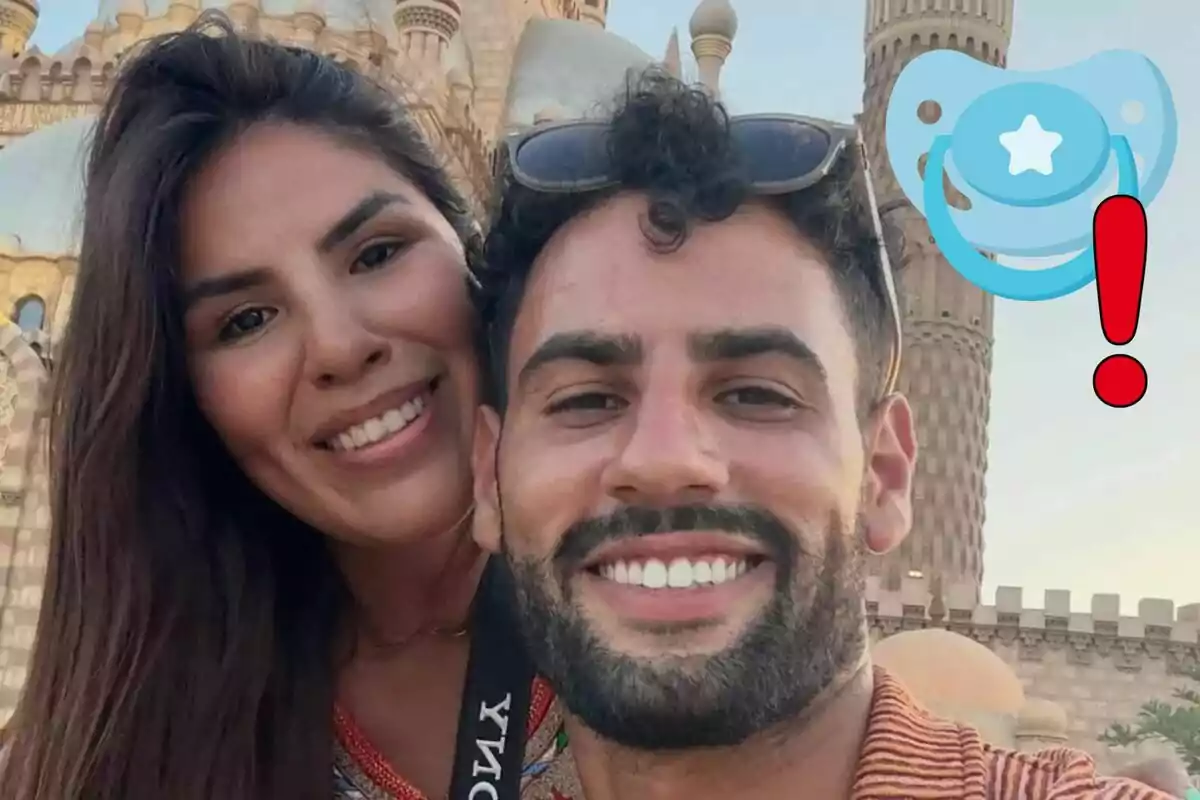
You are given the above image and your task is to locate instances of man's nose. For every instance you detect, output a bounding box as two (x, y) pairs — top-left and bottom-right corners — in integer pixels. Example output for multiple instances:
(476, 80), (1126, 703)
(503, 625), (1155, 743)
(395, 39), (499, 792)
(602, 388), (729, 505)
(301, 290), (391, 389)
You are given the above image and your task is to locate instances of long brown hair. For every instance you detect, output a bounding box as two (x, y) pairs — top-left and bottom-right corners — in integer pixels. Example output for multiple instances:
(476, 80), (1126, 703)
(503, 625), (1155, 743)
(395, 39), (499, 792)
(0, 13), (478, 799)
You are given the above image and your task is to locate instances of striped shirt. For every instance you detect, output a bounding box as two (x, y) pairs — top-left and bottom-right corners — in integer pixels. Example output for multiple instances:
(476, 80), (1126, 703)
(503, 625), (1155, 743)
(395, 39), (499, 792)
(331, 667), (1177, 799)
(853, 668), (1176, 799)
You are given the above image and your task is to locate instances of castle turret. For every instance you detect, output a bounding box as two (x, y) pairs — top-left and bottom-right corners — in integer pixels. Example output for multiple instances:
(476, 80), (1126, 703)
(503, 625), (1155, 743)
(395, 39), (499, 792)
(0, 0), (36, 57)
(860, 0), (1014, 601)
(662, 27), (682, 78)
(579, 0), (607, 27)
(393, 0), (461, 64)
(688, 0), (736, 96)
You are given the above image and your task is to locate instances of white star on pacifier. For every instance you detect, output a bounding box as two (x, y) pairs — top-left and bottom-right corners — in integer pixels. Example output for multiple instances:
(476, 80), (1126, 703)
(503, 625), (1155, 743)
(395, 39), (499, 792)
(998, 114), (1063, 176)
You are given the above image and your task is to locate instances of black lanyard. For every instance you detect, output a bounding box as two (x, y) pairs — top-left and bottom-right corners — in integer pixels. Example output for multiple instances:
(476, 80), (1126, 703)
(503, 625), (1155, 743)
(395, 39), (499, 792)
(447, 558), (535, 800)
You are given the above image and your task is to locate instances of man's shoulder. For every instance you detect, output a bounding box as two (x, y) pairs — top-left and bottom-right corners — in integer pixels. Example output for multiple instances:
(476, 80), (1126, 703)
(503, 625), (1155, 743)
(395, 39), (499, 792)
(984, 744), (1176, 799)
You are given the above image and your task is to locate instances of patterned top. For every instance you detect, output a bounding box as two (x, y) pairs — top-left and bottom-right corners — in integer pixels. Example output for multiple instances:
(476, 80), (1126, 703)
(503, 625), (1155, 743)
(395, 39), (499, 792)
(332, 677), (581, 800)
(849, 668), (1174, 799)
(330, 668), (1174, 799)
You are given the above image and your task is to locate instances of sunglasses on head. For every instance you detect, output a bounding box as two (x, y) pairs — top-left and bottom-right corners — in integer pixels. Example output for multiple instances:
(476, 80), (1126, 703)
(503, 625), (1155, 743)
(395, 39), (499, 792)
(496, 113), (904, 398)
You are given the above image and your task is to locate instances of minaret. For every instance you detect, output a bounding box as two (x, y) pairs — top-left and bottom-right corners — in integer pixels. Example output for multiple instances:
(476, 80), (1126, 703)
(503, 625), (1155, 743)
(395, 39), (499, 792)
(688, 0), (736, 96)
(860, 0), (1014, 602)
(663, 27), (682, 78)
(579, 0), (607, 27)
(0, 0), (36, 57)
(393, 0), (461, 63)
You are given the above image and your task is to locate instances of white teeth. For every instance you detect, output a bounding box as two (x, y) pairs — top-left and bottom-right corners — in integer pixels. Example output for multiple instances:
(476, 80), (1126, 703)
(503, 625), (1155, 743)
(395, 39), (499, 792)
(328, 395), (427, 452)
(642, 559), (668, 589)
(594, 556), (754, 589)
(667, 558), (692, 588)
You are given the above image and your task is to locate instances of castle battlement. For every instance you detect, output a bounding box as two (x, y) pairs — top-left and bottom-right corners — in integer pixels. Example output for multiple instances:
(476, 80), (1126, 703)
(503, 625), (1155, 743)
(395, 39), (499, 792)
(866, 576), (1200, 675)
(867, 575), (1200, 641)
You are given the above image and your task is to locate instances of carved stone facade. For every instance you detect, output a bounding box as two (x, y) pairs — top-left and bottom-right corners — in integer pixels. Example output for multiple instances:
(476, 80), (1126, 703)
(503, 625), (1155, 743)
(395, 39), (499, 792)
(0, 0), (37, 59)
(860, 0), (1013, 599)
(869, 577), (1200, 772)
(0, 318), (49, 718)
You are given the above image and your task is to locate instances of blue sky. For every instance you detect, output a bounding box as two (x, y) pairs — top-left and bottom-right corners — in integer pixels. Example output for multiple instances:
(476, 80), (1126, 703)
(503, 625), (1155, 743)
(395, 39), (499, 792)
(30, 1), (1198, 610)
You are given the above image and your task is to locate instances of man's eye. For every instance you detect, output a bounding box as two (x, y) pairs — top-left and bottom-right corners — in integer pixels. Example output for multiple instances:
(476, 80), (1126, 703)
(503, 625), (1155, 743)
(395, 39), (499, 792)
(546, 392), (627, 415)
(716, 386), (800, 408)
(218, 307), (277, 343)
(352, 241), (408, 273)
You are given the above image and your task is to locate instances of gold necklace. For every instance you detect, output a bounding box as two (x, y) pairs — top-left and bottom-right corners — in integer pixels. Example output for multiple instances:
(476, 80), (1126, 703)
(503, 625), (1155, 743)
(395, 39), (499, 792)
(361, 505), (480, 652)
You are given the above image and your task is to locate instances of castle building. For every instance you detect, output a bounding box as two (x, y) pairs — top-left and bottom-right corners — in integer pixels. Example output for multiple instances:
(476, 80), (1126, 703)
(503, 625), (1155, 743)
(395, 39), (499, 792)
(861, 0), (1007, 600)
(0, 0), (1196, 775)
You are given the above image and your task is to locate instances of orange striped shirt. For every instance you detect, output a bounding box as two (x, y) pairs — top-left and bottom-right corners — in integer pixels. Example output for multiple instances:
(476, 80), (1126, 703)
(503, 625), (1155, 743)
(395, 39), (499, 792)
(853, 668), (1175, 799)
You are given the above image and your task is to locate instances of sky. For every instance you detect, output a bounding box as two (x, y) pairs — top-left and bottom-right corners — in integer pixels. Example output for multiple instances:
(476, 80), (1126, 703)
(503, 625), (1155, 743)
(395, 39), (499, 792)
(29, 1), (1198, 612)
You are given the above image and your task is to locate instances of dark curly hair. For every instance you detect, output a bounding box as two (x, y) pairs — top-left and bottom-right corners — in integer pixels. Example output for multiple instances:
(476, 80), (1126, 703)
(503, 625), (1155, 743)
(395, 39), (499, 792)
(476, 68), (895, 416)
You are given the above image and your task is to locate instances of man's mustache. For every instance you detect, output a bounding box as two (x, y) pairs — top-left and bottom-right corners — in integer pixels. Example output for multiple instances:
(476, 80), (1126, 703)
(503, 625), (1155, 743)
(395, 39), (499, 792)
(553, 504), (799, 574)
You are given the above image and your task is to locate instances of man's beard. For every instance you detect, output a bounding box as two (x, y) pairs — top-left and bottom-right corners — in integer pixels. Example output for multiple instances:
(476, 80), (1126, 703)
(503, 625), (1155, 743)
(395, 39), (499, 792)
(499, 504), (868, 750)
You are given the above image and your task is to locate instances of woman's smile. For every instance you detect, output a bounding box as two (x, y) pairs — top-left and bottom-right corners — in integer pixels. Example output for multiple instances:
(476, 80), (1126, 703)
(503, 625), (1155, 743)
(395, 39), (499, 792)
(314, 375), (443, 468)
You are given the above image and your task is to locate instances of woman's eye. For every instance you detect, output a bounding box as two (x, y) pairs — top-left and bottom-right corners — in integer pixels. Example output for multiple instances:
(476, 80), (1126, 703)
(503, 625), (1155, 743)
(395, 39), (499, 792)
(717, 385), (800, 409)
(352, 241), (407, 273)
(218, 307), (276, 343)
(546, 392), (627, 415)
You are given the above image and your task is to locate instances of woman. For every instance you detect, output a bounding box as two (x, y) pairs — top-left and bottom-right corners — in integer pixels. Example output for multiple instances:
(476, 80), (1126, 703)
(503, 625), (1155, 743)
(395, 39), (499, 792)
(0, 14), (574, 800)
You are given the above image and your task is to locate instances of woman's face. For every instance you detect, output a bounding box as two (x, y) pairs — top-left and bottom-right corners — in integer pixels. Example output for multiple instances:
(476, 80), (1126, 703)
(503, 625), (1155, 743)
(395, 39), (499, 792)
(181, 122), (479, 546)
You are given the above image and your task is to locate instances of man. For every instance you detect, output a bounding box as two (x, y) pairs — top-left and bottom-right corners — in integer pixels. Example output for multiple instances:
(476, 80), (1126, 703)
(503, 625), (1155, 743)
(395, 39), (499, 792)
(470, 69), (1173, 800)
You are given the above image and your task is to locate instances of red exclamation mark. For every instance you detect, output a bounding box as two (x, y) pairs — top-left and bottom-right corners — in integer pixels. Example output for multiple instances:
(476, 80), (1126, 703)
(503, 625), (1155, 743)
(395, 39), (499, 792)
(1091, 195), (1148, 408)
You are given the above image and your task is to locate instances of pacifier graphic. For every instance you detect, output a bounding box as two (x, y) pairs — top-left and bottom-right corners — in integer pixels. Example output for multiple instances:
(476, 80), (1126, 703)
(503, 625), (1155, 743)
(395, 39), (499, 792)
(885, 50), (1177, 301)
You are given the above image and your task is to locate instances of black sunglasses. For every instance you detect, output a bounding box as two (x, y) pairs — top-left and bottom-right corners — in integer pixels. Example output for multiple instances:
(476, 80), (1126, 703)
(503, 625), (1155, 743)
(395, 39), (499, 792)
(496, 114), (903, 397)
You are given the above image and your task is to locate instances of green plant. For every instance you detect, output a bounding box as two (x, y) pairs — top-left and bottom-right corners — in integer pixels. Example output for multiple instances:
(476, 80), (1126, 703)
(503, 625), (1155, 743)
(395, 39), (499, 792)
(1100, 664), (1200, 776)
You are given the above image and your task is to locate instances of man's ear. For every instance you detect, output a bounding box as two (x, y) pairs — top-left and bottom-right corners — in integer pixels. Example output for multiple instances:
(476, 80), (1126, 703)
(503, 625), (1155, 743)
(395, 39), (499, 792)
(860, 393), (918, 555)
(472, 405), (503, 554)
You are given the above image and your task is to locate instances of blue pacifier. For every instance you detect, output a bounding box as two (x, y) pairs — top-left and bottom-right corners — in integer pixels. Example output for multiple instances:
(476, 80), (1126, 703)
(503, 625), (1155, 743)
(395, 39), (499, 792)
(885, 49), (1176, 301)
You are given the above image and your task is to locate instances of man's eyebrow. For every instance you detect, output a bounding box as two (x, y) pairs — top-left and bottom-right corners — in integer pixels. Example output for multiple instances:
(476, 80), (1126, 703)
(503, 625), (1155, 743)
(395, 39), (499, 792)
(516, 331), (642, 389)
(688, 327), (827, 380)
(317, 190), (408, 253)
(182, 267), (272, 310)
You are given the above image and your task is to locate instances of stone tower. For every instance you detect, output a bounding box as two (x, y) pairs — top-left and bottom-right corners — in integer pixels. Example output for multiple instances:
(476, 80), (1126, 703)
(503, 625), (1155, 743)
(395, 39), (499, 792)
(393, 0), (462, 62)
(0, 0), (36, 58)
(860, 0), (1014, 601)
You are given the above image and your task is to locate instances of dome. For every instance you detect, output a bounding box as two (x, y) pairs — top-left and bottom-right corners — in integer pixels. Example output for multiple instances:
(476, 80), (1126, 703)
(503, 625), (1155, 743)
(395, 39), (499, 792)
(872, 629), (1025, 715)
(1016, 698), (1068, 739)
(503, 18), (654, 131)
(0, 115), (93, 256)
(689, 0), (737, 39)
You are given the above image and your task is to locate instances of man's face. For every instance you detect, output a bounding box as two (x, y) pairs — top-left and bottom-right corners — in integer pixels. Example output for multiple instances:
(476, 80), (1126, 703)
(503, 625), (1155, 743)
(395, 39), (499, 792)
(475, 193), (915, 749)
